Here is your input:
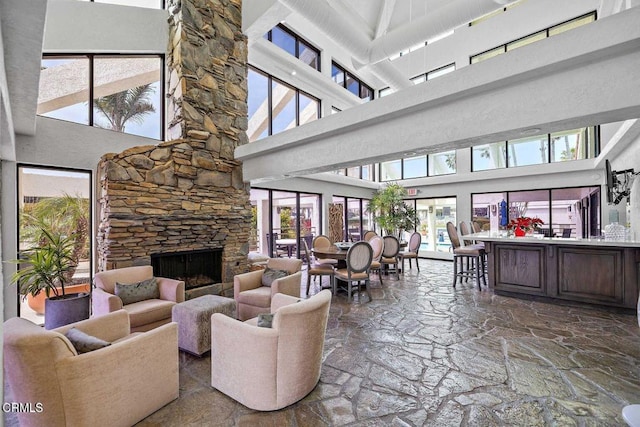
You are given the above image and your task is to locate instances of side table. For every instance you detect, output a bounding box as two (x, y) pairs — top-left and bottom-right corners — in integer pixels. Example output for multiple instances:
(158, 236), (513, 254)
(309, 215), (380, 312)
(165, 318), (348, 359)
(172, 295), (236, 356)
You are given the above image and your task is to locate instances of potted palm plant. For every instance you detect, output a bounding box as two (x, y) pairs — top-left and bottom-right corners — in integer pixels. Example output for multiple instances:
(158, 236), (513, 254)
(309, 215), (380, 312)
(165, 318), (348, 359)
(9, 228), (90, 329)
(367, 183), (417, 239)
(18, 193), (91, 314)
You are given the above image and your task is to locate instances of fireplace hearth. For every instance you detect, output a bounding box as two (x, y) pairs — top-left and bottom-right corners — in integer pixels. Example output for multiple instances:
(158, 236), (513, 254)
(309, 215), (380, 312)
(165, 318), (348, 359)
(151, 249), (222, 290)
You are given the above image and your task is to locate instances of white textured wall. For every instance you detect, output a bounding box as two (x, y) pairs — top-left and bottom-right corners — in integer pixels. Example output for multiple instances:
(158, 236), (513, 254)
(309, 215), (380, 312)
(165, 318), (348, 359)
(44, 0), (167, 53)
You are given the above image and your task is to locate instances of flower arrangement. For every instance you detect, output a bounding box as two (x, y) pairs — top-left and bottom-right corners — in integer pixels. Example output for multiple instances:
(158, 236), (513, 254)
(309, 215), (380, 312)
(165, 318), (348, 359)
(508, 216), (544, 234)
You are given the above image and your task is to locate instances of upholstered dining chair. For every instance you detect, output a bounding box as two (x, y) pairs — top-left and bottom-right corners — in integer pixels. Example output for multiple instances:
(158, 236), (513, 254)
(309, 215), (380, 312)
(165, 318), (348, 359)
(399, 231), (421, 272)
(446, 222), (486, 290)
(459, 221), (474, 246)
(363, 230), (377, 242)
(302, 240), (335, 296)
(368, 235), (385, 284)
(312, 235), (338, 266)
(380, 235), (401, 280)
(335, 241), (373, 303)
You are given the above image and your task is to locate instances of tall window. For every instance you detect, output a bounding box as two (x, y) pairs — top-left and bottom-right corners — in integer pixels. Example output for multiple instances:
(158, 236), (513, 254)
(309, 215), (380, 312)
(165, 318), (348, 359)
(38, 55), (164, 140)
(471, 12), (596, 64)
(334, 165), (375, 181)
(412, 197), (457, 256)
(332, 196), (371, 241)
(471, 127), (599, 171)
(379, 151), (456, 182)
(265, 24), (320, 71)
(411, 63), (456, 85)
(247, 66), (320, 142)
(331, 61), (373, 101)
(472, 186), (601, 238)
(16, 166), (92, 324)
(250, 188), (322, 259)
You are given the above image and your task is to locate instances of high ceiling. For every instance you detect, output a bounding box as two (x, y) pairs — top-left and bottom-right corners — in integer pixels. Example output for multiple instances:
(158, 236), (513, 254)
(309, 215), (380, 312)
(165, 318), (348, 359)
(340, 0), (452, 36)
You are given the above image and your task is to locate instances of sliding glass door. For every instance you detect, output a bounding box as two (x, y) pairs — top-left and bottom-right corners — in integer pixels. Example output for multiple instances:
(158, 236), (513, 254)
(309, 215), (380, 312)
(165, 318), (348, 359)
(17, 166), (92, 325)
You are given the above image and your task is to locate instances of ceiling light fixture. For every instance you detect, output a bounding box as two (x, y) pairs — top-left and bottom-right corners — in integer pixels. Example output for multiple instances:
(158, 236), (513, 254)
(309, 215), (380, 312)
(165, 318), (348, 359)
(291, 70), (297, 76)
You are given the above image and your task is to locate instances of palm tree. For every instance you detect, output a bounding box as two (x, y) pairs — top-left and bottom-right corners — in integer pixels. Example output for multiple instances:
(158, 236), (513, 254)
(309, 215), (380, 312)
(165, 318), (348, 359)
(20, 194), (89, 284)
(94, 84), (156, 132)
(367, 183), (416, 238)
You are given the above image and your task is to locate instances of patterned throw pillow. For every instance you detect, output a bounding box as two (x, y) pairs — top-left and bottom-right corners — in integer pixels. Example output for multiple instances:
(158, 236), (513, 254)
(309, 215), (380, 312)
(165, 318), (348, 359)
(65, 328), (111, 354)
(257, 313), (274, 328)
(261, 268), (288, 287)
(114, 277), (159, 305)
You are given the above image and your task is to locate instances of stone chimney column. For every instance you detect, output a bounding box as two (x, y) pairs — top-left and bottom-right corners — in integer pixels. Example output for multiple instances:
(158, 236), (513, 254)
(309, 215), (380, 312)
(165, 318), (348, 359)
(97, 0), (251, 296)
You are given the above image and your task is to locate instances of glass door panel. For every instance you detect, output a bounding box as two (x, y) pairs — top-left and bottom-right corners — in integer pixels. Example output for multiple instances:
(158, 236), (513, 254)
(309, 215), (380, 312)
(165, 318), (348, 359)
(415, 197), (456, 259)
(271, 191), (297, 257)
(249, 188), (270, 255)
(17, 166), (92, 325)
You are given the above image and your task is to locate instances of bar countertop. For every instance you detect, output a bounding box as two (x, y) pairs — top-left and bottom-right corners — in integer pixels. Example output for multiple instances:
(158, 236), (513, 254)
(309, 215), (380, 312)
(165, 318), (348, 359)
(467, 231), (640, 248)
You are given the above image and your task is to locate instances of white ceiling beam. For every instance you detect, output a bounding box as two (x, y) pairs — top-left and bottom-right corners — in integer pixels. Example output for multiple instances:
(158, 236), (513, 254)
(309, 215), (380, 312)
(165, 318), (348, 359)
(236, 8), (640, 182)
(243, 0), (293, 46)
(374, 0), (397, 39)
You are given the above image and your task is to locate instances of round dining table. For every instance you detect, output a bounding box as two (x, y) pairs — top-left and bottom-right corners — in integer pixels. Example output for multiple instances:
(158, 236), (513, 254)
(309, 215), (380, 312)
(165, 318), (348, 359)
(311, 245), (348, 261)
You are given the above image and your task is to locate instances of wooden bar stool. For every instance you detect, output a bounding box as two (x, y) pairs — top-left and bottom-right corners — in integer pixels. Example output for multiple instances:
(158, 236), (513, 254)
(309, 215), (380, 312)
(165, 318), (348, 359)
(446, 222), (486, 290)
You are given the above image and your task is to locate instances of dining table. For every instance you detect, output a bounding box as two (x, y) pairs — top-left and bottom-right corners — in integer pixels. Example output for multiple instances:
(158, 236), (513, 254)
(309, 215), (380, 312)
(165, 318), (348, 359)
(311, 245), (349, 262)
(275, 238), (298, 257)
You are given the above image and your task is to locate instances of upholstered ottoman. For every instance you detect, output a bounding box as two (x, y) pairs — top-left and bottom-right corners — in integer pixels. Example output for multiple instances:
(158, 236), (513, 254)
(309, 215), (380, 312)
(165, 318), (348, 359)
(172, 295), (236, 356)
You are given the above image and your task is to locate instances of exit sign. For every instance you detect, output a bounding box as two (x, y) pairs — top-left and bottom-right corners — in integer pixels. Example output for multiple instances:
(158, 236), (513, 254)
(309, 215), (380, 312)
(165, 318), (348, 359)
(406, 188), (418, 196)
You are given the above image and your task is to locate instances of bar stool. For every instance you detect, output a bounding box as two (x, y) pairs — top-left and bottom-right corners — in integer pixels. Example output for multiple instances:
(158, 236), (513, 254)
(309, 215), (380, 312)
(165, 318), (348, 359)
(446, 222), (486, 290)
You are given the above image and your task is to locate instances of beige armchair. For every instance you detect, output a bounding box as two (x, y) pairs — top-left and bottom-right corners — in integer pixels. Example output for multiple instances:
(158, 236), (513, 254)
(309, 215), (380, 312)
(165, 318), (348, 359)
(3, 310), (179, 427)
(93, 266), (185, 332)
(234, 258), (303, 321)
(211, 290), (332, 411)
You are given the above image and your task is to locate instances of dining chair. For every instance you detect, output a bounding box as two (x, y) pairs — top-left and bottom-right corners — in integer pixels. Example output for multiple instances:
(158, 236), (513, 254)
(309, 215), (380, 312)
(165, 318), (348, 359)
(302, 240), (335, 296)
(399, 231), (421, 272)
(367, 235), (385, 284)
(380, 235), (401, 280)
(459, 221), (474, 246)
(312, 235), (338, 266)
(446, 222), (486, 290)
(363, 230), (377, 242)
(334, 241), (373, 303)
(266, 232), (287, 258)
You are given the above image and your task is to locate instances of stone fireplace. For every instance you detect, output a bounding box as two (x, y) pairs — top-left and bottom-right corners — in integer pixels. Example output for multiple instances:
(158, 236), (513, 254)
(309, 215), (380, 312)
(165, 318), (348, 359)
(96, 0), (251, 297)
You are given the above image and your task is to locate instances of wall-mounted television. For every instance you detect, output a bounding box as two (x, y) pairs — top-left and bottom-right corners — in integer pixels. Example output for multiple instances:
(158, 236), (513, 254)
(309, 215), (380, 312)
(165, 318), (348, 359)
(605, 159), (637, 205)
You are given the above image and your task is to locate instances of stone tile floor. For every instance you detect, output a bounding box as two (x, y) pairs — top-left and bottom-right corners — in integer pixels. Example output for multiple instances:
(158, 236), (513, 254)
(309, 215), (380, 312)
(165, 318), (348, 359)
(5, 259), (640, 426)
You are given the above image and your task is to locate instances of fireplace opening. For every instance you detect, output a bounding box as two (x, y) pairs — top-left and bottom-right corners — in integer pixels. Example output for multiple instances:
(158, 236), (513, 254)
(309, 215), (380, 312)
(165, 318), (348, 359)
(151, 249), (222, 290)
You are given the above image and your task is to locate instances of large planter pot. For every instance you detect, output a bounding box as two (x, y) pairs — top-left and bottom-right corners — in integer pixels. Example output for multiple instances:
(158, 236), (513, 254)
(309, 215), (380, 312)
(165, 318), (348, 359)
(44, 292), (91, 330)
(26, 283), (91, 315)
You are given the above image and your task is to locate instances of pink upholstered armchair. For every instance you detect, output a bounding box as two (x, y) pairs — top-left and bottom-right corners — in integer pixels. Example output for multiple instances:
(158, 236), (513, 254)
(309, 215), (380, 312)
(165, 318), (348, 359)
(3, 310), (179, 427)
(234, 258), (303, 321)
(211, 290), (332, 411)
(93, 266), (185, 332)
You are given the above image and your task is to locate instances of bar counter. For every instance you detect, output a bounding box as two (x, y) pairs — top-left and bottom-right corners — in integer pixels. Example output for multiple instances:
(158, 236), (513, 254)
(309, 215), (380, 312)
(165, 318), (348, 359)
(468, 232), (640, 311)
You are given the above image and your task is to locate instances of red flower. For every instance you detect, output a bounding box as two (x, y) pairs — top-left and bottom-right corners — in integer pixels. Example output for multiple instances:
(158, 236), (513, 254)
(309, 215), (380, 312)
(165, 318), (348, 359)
(507, 216), (544, 232)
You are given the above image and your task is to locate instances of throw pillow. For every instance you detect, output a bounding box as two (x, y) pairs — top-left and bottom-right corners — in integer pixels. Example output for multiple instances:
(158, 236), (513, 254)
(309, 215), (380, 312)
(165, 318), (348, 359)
(114, 277), (159, 305)
(261, 268), (288, 287)
(257, 313), (274, 328)
(65, 328), (111, 354)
